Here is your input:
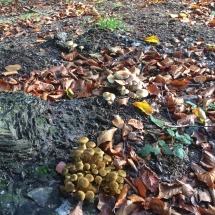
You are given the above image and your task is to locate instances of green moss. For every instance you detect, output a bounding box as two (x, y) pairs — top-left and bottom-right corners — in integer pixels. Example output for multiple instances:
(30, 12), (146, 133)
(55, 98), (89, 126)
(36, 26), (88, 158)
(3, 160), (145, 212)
(0, 0), (14, 2)
(49, 126), (56, 134)
(19, 12), (40, 20)
(35, 166), (51, 174)
(37, 117), (46, 124)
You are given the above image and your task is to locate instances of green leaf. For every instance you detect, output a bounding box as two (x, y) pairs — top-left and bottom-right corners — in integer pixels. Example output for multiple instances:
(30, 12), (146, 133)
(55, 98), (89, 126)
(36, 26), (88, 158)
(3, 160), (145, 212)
(167, 128), (175, 137)
(150, 115), (165, 128)
(185, 124), (198, 135)
(140, 144), (160, 156)
(66, 88), (74, 100)
(175, 132), (192, 145)
(186, 101), (197, 109)
(174, 145), (187, 159)
(158, 139), (166, 147)
(210, 11), (215, 17)
(162, 146), (173, 155)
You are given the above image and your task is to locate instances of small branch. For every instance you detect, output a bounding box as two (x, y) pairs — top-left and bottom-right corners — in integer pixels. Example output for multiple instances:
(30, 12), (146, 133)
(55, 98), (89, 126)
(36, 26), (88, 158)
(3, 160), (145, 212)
(124, 178), (139, 194)
(23, 6), (38, 13)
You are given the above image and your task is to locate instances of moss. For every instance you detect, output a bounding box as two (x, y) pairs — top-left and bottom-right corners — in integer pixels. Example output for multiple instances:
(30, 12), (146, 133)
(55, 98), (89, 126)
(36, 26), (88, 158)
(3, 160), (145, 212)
(35, 166), (50, 174)
(49, 126), (56, 134)
(37, 117), (46, 124)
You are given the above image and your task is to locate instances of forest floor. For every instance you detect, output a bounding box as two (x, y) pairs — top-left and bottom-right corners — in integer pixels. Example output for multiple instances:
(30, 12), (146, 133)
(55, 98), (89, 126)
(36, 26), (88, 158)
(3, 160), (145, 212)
(0, 0), (215, 215)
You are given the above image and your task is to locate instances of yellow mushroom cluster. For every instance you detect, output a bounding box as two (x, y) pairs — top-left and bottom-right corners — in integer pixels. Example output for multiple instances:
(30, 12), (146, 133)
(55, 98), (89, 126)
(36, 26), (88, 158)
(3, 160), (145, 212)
(60, 137), (127, 201)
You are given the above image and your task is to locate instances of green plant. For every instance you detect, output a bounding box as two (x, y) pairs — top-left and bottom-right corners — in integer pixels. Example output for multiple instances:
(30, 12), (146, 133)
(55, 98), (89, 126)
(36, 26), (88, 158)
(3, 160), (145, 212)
(37, 117), (46, 124)
(95, 16), (128, 31)
(0, 0), (14, 3)
(112, 3), (123, 8)
(35, 165), (51, 174)
(49, 126), (56, 134)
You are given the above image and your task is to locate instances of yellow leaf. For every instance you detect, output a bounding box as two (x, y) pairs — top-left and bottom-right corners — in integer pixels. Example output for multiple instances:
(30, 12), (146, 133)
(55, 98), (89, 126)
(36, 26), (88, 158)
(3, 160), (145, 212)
(133, 101), (152, 115)
(144, 35), (159, 44)
(76, 9), (84, 13)
(179, 13), (187, 18)
(192, 107), (206, 122)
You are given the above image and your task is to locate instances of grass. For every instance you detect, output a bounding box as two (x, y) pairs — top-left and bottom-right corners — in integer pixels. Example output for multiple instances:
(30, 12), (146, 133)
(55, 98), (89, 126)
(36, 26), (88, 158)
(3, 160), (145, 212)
(95, 15), (128, 31)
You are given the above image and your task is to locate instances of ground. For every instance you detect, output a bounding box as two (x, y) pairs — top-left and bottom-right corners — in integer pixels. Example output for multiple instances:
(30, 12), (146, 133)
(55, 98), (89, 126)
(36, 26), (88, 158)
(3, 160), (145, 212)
(0, 0), (215, 215)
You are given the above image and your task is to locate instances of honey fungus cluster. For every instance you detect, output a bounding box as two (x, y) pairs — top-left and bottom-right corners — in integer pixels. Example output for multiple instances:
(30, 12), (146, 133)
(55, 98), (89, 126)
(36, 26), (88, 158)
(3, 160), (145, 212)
(61, 137), (126, 201)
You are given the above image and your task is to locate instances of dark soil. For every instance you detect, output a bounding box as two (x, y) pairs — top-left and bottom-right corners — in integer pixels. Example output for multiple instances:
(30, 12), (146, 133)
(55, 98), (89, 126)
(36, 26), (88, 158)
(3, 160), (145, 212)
(0, 0), (215, 215)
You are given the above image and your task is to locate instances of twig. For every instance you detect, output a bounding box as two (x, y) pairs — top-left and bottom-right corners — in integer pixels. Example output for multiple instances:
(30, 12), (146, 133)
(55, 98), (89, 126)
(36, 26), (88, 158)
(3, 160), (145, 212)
(23, 6), (38, 13)
(124, 178), (139, 194)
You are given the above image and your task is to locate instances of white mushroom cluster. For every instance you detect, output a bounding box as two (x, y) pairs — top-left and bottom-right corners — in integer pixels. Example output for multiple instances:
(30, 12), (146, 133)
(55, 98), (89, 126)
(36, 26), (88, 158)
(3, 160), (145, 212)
(106, 67), (149, 99)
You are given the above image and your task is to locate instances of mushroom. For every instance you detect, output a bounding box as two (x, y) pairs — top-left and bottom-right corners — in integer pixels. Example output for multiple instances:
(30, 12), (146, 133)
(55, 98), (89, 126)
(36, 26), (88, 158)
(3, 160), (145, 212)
(102, 92), (116, 105)
(95, 176), (102, 185)
(77, 177), (89, 189)
(109, 181), (119, 191)
(136, 89), (149, 98)
(86, 141), (96, 148)
(85, 191), (95, 201)
(75, 190), (85, 201)
(77, 137), (89, 150)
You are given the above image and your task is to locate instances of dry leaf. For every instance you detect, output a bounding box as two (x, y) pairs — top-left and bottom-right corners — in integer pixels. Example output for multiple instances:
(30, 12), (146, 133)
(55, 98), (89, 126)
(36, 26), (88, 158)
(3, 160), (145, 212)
(157, 183), (182, 199)
(114, 184), (130, 209)
(127, 146), (143, 163)
(112, 115), (124, 128)
(122, 123), (132, 141)
(169, 80), (189, 90)
(191, 162), (215, 188)
(115, 200), (142, 215)
(69, 202), (83, 215)
(198, 204), (215, 215)
(127, 194), (145, 203)
(147, 83), (160, 96)
(200, 150), (215, 169)
(191, 131), (207, 145)
(61, 51), (79, 61)
(135, 177), (147, 198)
(97, 128), (117, 146)
(128, 119), (144, 129)
(5, 64), (21, 71)
(97, 194), (116, 211)
(176, 179), (196, 198)
(192, 107), (207, 122)
(0, 79), (10, 90)
(2, 71), (18, 76)
(133, 101), (152, 115)
(177, 114), (197, 125)
(117, 97), (129, 106)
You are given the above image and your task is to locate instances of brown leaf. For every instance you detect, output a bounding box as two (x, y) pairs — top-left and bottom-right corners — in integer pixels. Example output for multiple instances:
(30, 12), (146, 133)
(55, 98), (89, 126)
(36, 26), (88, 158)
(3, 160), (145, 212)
(115, 200), (142, 215)
(169, 80), (189, 90)
(112, 115), (124, 128)
(135, 177), (147, 198)
(113, 156), (127, 169)
(198, 204), (215, 215)
(99, 208), (115, 215)
(114, 184), (130, 209)
(147, 83), (160, 96)
(177, 114), (197, 125)
(200, 150), (215, 170)
(122, 124), (132, 141)
(191, 162), (215, 188)
(37, 82), (55, 92)
(113, 142), (123, 152)
(127, 194), (145, 203)
(157, 183), (182, 199)
(97, 128), (117, 146)
(117, 97), (129, 106)
(0, 79), (10, 90)
(201, 85), (215, 98)
(97, 194), (116, 211)
(191, 131), (207, 145)
(144, 197), (165, 214)
(128, 119), (144, 129)
(69, 202), (83, 215)
(176, 179), (196, 198)
(2, 71), (18, 76)
(61, 51), (79, 61)
(127, 146), (143, 163)
(164, 94), (184, 108)
(139, 165), (160, 192)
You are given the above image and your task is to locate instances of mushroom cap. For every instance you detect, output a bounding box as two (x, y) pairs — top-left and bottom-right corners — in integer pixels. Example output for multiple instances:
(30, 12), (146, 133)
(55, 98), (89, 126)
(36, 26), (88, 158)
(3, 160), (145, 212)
(70, 174), (78, 181)
(99, 169), (107, 177)
(65, 182), (75, 192)
(84, 163), (91, 171)
(65, 173), (72, 179)
(75, 161), (84, 171)
(86, 141), (96, 148)
(136, 89), (149, 98)
(105, 167), (112, 174)
(77, 177), (89, 189)
(92, 169), (98, 175)
(77, 172), (84, 177)
(85, 174), (94, 182)
(109, 181), (119, 191)
(114, 69), (131, 80)
(75, 190), (85, 201)
(62, 168), (69, 176)
(91, 164), (97, 169)
(84, 148), (95, 156)
(66, 163), (73, 168)
(69, 165), (76, 173)
(94, 148), (104, 155)
(85, 191), (95, 201)
(116, 176), (124, 184)
(103, 155), (112, 163)
(95, 155), (103, 162)
(108, 172), (118, 181)
(77, 137), (89, 146)
(64, 178), (71, 185)
(118, 170), (126, 178)
(98, 162), (105, 169)
(95, 176), (103, 184)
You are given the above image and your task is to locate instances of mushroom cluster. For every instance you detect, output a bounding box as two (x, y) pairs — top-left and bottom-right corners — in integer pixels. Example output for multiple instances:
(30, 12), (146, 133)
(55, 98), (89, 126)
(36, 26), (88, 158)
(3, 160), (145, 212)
(106, 68), (149, 99)
(61, 137), (126, 201)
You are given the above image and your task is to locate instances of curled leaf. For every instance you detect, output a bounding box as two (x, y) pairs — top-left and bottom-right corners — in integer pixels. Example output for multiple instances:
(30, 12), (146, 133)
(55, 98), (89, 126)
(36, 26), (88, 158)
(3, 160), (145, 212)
(97, 128), (117, 146)
(133, 101), (152, 115)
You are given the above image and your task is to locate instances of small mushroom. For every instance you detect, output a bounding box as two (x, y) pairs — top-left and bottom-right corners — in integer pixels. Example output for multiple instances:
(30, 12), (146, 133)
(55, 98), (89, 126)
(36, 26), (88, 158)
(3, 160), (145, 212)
(107, 74), (115, 84)
(77, 177), (89, 189)
(103, 92), (116, 105)
(85, 191), (95, 201)
(114, 69), (131, 80)
(136, 89), (149, 98)
(77, 137), (89, 150)
(75, 190), (85, 201)
(95, 176), (103, 184)
(86, 141), (96, 148)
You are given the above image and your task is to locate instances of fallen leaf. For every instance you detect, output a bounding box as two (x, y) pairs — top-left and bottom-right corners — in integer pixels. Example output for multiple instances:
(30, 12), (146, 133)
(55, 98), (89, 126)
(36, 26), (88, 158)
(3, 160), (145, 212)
(55, 161), (66, 174)
(176, 179), (196, 198)
(122, 123), (132, 141)
(117, 97), (129, 106)
(115, 200), (142, 215)
(191, 162), (215, 188)
(5, 64), (21, 71)
(135, 177), (147, 198)
(177, 114), (197, 125)
(99, 208), (115, 215)
(200, 150), (215, 169)
(144, 35), (159, 44)
(114, 184), (130, 209)
(169, 80), (189, 90)
(144, 197), (165, 214)
(147, 83), (160, 96)
(112, 115), (124, 128)
(127, 194), (145, 203)
(192, 107), (207, 122)
(157, 183), (182, 199)
(61, 51), (79, 61)
(0, 79), (10, 90)
(139, 165), (160, 192)
(191, 131), (207, 145)
(69, 202), (83, 215)
(133, 101), (152, 115)
(198, 204), (215, 215)
(97, 194), (116, 211)
(1, 71), (18, 76)
(128, 119), (144, 129)
(127, 146), (143, 162)
(97, 128), (117, 146)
